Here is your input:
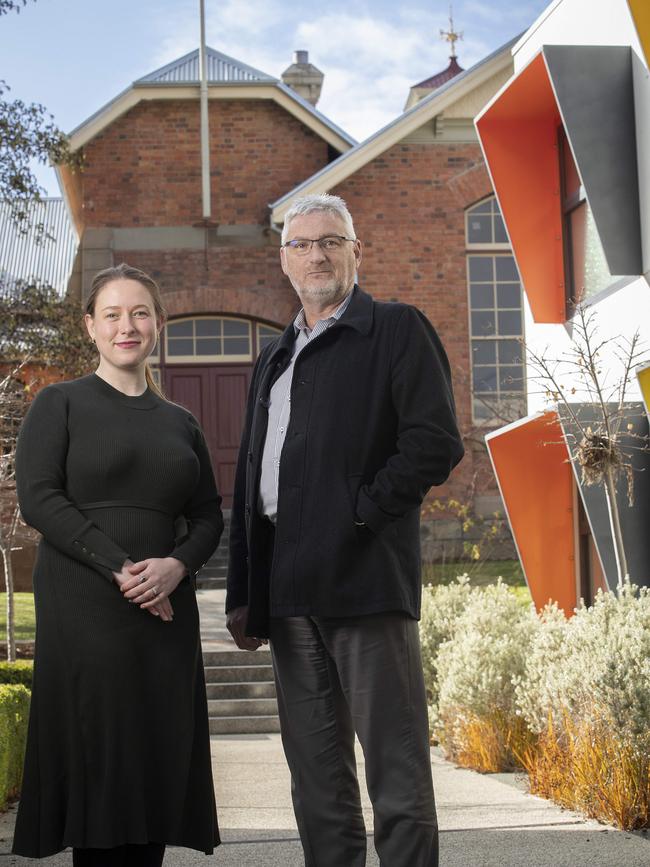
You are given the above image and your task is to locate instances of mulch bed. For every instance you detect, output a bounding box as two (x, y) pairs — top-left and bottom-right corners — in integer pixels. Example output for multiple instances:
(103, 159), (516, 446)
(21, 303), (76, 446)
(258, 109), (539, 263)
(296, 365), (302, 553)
(0, 642), (34, 659)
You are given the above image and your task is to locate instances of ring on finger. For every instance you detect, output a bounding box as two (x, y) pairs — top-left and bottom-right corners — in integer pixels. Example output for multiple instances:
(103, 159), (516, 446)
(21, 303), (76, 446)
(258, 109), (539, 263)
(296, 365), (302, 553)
(150, 586), (159, 596)
(139, 575), (147, 584)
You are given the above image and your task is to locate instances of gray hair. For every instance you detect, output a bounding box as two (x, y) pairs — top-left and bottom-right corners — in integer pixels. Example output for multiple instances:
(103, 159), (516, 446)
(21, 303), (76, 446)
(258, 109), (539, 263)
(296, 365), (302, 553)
(281, 193), (356, 244)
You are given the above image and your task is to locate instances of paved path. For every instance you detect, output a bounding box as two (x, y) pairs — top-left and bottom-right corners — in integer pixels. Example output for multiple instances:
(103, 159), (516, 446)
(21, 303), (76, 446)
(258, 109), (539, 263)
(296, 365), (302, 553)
(2, 590), (649, 865)
(2, 734), (649, 866)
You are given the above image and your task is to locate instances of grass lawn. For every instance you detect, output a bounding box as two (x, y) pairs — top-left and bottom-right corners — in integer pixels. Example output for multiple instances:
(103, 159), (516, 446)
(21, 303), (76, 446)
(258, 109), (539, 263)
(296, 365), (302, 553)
(0, 593), (35, 641)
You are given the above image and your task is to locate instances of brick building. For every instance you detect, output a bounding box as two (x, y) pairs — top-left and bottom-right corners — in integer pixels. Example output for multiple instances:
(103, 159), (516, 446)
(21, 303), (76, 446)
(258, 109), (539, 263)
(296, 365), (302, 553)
(6, 40), (525, 560)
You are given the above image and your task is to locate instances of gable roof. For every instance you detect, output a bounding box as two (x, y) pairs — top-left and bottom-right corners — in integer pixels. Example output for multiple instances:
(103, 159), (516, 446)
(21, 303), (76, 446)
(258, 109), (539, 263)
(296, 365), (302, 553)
(135, 47), (275, 85)
(0, 199), (77, 298)
(66, 46), (355, 155)
(269, 36), (519, 226)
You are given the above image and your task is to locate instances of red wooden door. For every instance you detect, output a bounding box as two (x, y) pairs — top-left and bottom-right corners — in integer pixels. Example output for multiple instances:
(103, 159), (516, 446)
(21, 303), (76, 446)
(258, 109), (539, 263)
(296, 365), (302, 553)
(164, 365), (252, 508)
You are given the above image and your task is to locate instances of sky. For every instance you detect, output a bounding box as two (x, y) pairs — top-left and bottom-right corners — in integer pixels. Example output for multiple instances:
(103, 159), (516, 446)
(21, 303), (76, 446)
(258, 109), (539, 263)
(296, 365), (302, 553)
(1, 0), (550, 195)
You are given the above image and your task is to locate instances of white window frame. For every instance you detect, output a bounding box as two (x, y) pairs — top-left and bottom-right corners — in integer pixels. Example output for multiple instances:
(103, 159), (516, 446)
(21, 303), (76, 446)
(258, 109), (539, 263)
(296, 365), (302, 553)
(466, 197), (526, 426)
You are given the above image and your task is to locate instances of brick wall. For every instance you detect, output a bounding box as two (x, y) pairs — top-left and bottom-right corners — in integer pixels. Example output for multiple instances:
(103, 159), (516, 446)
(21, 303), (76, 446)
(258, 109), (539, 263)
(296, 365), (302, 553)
(82, 99), (332, 227)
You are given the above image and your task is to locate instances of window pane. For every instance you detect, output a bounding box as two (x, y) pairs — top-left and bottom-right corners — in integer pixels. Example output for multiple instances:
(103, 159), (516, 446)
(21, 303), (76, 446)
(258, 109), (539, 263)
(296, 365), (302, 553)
(471, 340), (496, 364)
(470, 284), (494, 310)
(470, 199), (493, 215)
(473, 397), (493, 420)
(497, 310), (521, 335)
(499, 365), (525, 391)
(498, 339), (522, 365)
(468, 256), (493, 281)
(196, 319), (221, 337)
(196, 337), (222, 355)
(474, 367), (497, 391)
(467, 215), (493, 244)
(496, 283), (521, 308)
(224, 337), (251, 355)
(471, 311), (496, 336)
(167, 338), (194, 355)
(223, 319), (250, 337)
(493, 214), (508, 243)
(167, 320), (193, 338)
(495, 256), (519, 282)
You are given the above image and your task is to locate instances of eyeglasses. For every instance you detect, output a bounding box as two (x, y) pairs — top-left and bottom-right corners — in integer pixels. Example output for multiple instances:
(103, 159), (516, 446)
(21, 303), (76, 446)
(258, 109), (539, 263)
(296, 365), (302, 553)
(281, 235), (356, 255)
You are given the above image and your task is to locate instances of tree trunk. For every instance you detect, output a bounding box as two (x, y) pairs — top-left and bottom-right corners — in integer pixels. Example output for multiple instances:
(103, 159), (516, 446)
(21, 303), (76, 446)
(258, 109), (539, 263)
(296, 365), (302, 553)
(604, 466), (629, 589)
(1, 544), (16, 662)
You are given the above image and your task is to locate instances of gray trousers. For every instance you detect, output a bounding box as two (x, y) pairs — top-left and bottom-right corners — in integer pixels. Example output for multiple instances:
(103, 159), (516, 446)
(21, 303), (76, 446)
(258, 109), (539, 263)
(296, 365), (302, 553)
(269, 613), (438, 867)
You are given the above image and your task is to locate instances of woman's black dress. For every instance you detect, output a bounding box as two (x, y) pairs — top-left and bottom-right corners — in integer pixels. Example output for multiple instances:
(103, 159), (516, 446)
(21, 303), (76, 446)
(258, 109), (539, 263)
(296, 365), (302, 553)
(12, 374), (223, 858)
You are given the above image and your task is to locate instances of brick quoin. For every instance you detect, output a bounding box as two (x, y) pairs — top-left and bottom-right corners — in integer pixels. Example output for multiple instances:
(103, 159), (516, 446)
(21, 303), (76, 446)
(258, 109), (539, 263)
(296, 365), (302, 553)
(333, 142), (500, 508)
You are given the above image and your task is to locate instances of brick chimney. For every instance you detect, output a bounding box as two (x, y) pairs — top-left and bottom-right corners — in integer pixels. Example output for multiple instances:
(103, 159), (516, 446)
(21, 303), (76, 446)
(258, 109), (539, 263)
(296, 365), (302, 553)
(281, 50), (324, 106)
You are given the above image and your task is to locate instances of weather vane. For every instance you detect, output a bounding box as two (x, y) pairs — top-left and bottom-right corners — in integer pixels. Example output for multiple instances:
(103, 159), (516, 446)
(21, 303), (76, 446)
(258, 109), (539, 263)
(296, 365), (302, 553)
(440, 3), (463, 59)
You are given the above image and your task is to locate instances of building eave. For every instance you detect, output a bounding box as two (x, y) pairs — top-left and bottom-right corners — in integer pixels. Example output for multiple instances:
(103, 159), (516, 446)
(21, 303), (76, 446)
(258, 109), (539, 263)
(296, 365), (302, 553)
(268, 35), (519, 226)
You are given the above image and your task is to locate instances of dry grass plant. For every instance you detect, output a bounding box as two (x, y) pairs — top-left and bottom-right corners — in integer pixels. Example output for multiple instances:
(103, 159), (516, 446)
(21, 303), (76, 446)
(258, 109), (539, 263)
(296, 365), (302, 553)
(519, 710), (650, 831)
(441, 707), (534, 774)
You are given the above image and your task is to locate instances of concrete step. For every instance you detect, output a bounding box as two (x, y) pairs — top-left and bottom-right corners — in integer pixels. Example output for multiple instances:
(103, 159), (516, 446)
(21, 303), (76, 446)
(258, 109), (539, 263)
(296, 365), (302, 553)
(208, 697), (279, 717)
(204, 649), (272, 666)
(196, 576), (226, 590)
(207, 680), (276, 700)
(204, 664), (274, 683)
(209, 715), (281, 734)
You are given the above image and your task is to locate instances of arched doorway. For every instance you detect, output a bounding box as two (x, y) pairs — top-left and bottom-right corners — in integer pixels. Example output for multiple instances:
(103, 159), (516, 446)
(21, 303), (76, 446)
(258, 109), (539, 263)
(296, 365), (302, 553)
(151, 317), (282, 508)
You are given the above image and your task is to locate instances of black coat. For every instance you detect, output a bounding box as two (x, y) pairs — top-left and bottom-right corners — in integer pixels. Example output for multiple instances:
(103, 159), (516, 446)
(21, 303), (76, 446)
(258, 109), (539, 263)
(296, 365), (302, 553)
(227, 286), (464, 638)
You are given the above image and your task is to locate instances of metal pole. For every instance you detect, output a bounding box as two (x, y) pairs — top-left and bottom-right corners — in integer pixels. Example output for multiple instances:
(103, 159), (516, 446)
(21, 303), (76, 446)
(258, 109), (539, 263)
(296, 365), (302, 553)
(199, 0), (211, 220)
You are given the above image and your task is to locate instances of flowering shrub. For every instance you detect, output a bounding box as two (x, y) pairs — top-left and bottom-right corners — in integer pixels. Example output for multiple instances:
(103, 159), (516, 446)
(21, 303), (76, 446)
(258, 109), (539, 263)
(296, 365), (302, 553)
(420, 576), (650, 827)
(419, 574), (474, 726)
(515, 582), (650, 744)
(435, 581), (536, 769)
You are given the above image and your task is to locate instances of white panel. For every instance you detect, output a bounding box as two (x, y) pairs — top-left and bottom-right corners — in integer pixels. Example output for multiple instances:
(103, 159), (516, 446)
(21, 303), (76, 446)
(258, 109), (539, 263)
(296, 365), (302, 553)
(513, 0), (644, 71)
(525, 279), (650, 415)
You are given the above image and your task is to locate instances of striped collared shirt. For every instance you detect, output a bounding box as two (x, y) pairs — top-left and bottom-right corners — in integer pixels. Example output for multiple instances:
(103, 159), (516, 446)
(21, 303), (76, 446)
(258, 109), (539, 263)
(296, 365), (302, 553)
(258, 291), (353, 523)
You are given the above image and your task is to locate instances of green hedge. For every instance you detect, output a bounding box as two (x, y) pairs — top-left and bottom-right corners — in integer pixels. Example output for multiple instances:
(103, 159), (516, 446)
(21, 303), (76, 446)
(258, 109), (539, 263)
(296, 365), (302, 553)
(0, 661), (33, 687)
(0, 684), (30, 810)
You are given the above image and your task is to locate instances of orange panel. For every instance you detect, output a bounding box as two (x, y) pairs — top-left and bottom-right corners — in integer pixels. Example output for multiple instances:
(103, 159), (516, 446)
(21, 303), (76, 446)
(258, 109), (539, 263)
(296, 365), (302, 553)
(477, 52), (565, 323)
(629, 0), (650, 68)
(637, 363), (650, 421)
(486, 412), (576, 614)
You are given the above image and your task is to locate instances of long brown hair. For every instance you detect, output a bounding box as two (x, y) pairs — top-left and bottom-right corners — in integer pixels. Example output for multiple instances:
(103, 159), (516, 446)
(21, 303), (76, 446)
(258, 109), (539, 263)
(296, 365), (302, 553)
(85, 263), (167, 399)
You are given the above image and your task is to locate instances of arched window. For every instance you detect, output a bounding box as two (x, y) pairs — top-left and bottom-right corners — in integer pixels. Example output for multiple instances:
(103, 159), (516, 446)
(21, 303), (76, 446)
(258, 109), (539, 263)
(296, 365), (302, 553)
(466, 197), (526, 423)
(165, 317), (252, 363)
(148, 317), (282, 368)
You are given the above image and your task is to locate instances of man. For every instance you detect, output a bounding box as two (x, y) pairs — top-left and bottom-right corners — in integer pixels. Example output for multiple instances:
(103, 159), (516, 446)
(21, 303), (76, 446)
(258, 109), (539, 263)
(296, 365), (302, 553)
(226, 194), (464, 867)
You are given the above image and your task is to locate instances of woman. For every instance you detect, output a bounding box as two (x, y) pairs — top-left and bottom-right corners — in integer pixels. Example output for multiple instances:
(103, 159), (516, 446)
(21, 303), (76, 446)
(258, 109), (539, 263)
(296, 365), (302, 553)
(12, 263), (222, 866)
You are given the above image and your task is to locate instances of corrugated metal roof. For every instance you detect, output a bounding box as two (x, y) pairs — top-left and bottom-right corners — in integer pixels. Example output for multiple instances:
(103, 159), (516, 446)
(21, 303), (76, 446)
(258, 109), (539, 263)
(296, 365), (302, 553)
(136, 46), (276, 85)
(0, 199), (77, 297)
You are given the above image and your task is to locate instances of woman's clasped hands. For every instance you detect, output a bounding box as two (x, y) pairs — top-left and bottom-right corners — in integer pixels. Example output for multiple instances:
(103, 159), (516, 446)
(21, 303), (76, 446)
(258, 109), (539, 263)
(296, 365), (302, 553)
(113, 557), (188, 622)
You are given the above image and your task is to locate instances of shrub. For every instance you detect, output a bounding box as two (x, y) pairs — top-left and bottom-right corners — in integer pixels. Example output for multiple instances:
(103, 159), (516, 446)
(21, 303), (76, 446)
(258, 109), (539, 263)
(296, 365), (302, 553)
(515, 582), (650, 829)
(0, 683), (30, 810)
(0, 661), (33, 687)
(435, 581), (537, 770)
(419, 574), (474, 727)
